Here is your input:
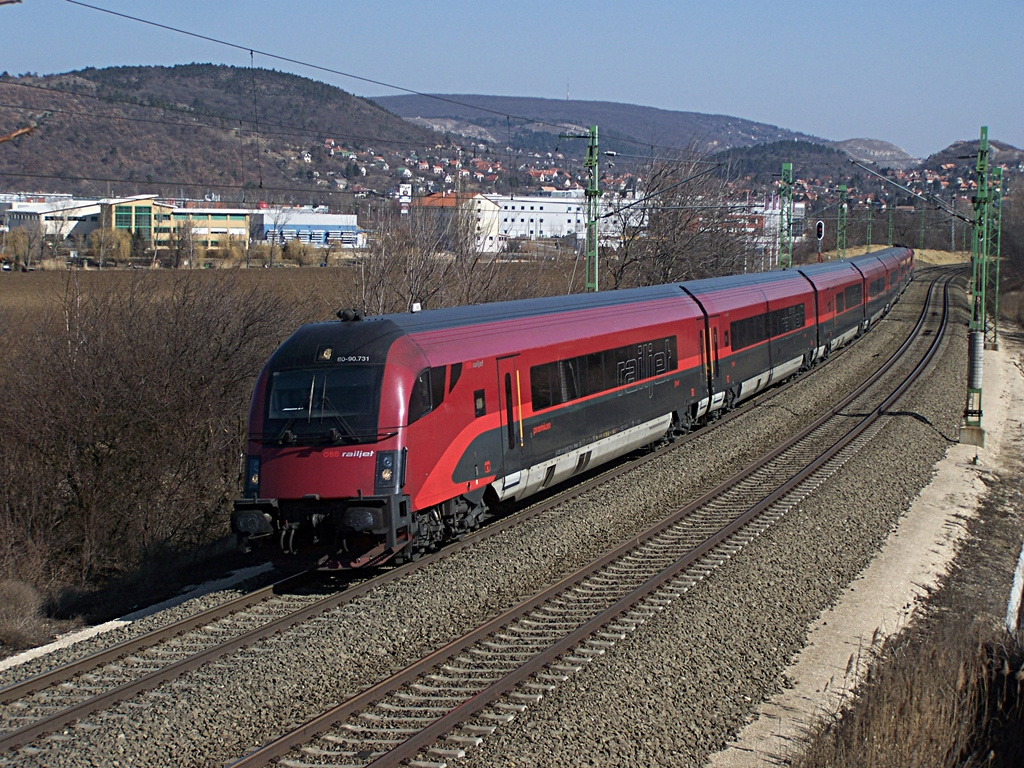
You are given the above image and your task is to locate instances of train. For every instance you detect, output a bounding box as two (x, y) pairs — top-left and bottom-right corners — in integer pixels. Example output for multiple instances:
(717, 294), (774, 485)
(232, 246), (914, 568)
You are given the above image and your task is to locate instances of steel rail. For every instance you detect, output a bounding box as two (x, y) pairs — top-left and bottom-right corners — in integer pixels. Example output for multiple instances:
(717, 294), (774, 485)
(0, 570), (316, 707)
(227, 271), (955, 768)
(0, 269), (949, 755)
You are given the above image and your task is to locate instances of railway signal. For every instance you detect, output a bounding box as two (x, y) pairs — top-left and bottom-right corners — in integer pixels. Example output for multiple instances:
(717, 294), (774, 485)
(815, 220), (824, 262)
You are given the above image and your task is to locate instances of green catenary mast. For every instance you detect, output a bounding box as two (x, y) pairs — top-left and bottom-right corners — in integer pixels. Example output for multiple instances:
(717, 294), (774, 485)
(778, 162), (794, 268)
(560, 125), (601, 291)
(962, 126), (989, 446)
(865, 206), (873, 253)
(584, 125), (600, 291)
(989, 166), (1003, 348)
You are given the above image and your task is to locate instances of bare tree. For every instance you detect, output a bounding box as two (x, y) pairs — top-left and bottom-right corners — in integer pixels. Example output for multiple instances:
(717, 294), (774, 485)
(42, 200), (79, 268)
(358, 200), (521, 315)
(604, 149), (750, 289)
(87, 227), (130, 269)
(264, 208), (294, 268)
(7, 224), (42, 271)
(168, 218), (196, 269)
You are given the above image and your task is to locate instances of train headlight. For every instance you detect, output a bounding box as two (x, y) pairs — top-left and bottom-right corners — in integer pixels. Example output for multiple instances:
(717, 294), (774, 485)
(375, 450), (399, 492)
(244, 456), (260, 497)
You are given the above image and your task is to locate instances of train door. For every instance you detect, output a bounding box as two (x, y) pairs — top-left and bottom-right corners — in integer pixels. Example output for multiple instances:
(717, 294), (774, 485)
(496, 355), (525, 495)
(700, 314), (725, 411)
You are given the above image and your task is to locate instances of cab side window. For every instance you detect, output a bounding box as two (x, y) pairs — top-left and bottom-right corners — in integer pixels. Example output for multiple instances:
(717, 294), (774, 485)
(408, 370), (432, 425)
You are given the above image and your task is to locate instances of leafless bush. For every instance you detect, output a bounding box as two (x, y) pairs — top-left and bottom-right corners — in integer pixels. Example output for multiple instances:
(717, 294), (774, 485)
(359, 207), (537, 314)
(0, 270), (302, 589)
(0, 579), (48, 649)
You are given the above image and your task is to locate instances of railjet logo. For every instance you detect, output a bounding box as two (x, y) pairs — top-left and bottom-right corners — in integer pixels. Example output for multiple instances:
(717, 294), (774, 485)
(340, 450), (375, 458)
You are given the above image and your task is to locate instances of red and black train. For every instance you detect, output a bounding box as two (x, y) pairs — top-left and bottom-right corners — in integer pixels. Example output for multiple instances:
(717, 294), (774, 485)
(232, 247), (914, 567)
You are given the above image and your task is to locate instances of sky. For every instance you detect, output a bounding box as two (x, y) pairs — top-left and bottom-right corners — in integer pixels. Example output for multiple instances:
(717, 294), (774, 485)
(2, 0), (1022, 159)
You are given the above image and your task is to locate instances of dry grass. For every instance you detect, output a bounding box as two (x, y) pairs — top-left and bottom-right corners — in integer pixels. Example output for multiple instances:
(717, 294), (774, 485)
(0, 265), (359, 321)
(0, 580), (54, 650)
(912, 248), (972, 266)
(811, 247), (971, 265)
(792, 617), (1024, 768)
(0, 260), (577, 318)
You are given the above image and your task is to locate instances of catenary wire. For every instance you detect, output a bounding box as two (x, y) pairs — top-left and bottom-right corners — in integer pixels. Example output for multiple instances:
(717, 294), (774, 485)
(61, 0), (705, 156)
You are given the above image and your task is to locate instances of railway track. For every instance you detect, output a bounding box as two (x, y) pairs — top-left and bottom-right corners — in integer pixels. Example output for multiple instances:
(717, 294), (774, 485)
(221, 270), (955, 768)
(0, 269), (952, 763)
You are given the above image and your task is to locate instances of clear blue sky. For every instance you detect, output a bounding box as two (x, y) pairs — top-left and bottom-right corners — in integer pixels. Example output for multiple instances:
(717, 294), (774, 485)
(3, 0), (1022, 158)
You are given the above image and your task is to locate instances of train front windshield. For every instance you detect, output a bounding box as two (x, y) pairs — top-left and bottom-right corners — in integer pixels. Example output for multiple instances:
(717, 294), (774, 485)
(266, 366), (383, 444)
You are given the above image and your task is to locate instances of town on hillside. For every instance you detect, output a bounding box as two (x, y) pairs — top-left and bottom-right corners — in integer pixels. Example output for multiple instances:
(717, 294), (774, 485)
(1, 138), (1016, 272)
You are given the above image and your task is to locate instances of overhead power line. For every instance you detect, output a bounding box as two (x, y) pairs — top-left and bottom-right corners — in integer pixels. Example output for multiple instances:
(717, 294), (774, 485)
(62, 0), (702, 156)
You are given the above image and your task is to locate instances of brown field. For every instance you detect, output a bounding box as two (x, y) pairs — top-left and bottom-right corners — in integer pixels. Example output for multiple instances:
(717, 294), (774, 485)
(810, 246), (971, 266)
(0, 259), (581, 321)
(0, 264), (361, 322)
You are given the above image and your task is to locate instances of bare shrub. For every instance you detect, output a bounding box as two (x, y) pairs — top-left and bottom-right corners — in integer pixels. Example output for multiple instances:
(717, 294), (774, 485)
(0, 579), (48, 650)
(0, 270), (303, 588)
(358, 206), (541, 314)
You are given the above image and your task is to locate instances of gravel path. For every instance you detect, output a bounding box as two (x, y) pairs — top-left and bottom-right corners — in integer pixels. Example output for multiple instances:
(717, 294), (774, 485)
(0, 277), (952, 767)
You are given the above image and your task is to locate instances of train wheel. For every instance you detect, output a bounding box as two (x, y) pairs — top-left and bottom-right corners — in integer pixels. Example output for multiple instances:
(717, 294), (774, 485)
(724, 388), (738, 412)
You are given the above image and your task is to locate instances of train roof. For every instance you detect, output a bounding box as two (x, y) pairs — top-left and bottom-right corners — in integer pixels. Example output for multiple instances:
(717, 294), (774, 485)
(326, 246), (912, 337)
(360, 282), (686, 334)
(270, 247), (914, 370)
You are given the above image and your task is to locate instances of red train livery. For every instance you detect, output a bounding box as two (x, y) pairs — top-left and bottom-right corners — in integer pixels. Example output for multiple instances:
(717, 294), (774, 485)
(233, 247), (913, 567)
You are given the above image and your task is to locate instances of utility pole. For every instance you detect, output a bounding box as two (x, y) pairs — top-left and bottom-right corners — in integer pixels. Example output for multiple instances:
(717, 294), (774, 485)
(962, 126), (990, 447)
(918, 207), (926, 250)
(560, 125), (601, 291)
(887, 204), (894, 247)
(836, 185), (847, 259)
(865, 206), (873, 253)
(778, 162), (794, 268)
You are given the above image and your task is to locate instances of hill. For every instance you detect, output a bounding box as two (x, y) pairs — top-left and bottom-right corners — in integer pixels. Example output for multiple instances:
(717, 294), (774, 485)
(712, 140), (854, 186)
(373, 93), (931, 181)
(372, 93), (824, 157)
(1, 68), (1016, 203)
(924, 139), (1024, 171)
(833, 138), (919, 171)
(0, 64), (444, 199)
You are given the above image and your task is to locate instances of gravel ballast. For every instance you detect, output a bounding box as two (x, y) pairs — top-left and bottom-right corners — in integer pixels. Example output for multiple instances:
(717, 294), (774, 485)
(0, 275), (965, 767)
